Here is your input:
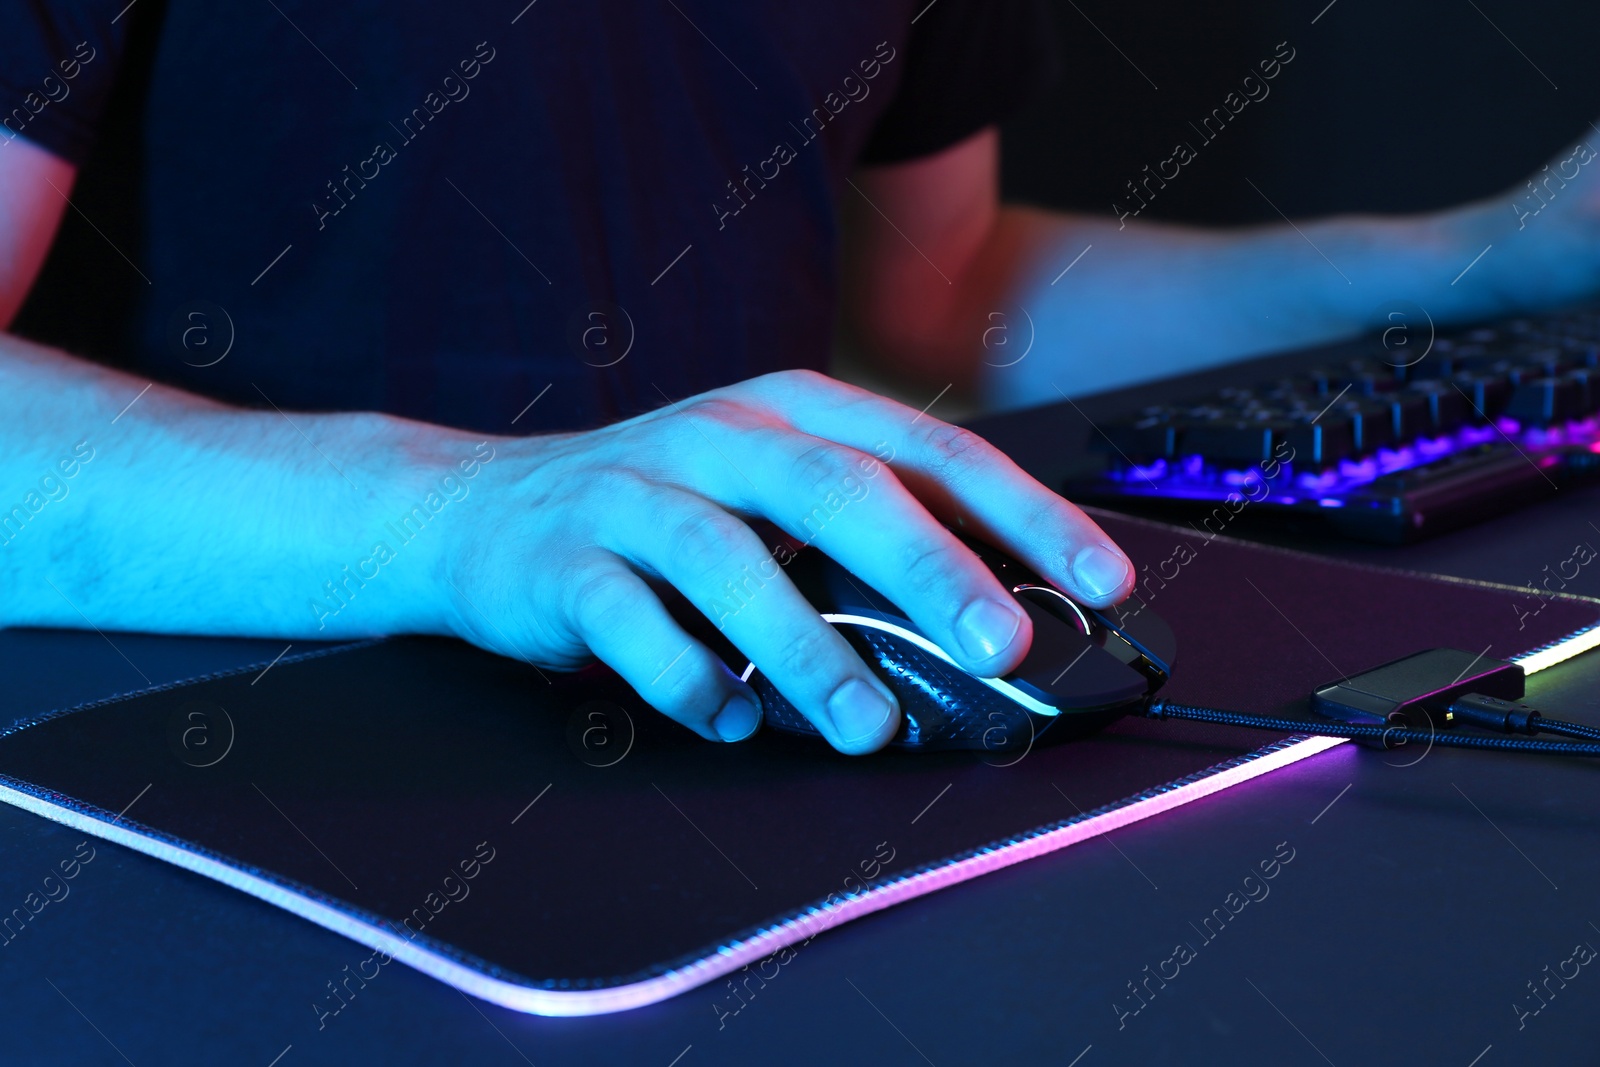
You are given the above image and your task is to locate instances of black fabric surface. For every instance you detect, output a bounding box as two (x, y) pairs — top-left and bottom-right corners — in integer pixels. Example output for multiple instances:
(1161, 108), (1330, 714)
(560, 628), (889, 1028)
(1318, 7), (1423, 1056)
(857, 0), (1059, 165)
(0, 512), (1592, 993)
(3, 0), (1054, 434)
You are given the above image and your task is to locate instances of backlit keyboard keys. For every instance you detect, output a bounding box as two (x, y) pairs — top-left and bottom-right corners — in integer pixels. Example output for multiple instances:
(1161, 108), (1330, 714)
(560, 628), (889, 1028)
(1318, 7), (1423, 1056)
(1385, 393), (1433, 440)
(1405, 381), (1471, 432)
(1567, 369), (1598, 415)
(1310, 359), (1396, 396)
(1172, 418), (1276, 465)
(1277, 414), (1357, 468)
(1100, 414), (1177, 459)
(1505, 376), (1585, 427)
(1452, 374), (1513, 419)
(1336, 398), (1397, 452)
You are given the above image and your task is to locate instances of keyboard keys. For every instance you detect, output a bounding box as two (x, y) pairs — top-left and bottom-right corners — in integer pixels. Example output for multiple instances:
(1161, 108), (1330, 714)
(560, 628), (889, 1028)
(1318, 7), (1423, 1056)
(1068, 305), (1600, 544)
(1385, 393), (1434, 439)
(1453, 374), (1512, 419)
(1405, 381), (1471, 432)
(1309, 358), (1396, 396)
(1276, 414), (1357, 468)
(1511, 344), (1574, 375)
(1336, 398), (1396, 451)
(1173, 417), (1276, 465)
(1098, 414), (1176, 459)
(1505, 376), (1585, 427)
(1407, 340), (1494, 380)
(1567, 369), (1598, 415)
(1086, 307), (1600, 490)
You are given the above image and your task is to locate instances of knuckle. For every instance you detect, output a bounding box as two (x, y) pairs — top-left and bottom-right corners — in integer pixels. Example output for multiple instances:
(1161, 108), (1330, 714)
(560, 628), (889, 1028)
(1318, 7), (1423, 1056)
(1023, 495), (1077, 539)
(585, 466), (648, 502)
(770, 368), (832, 392)
(896, 536), (964, 600)
(787, 442), (863, 499)
(566, 565), (639, 637)
(650, 651), (719, 717)
(770, 622), (844, 684)
(746, 368), (842, 405)
(686, 396), (749, 428)
(918, 423), (989, 482)
(665, 507), (751, 577)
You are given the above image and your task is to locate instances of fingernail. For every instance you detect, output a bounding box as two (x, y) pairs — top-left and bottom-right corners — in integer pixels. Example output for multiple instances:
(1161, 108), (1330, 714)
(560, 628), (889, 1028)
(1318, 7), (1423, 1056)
(826, 678), (894, 745)
(712, 694), (762, 742)
(955, 597), (1024, 664)
(1071, 543), (1132, 601)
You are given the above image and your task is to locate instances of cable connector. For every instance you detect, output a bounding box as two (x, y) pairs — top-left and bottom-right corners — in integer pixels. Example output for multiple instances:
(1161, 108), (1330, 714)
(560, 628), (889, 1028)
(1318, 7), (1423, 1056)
(1309, 648), (1525, 731)
(1140, 649), (1600, 759)
(1307, 647), (1600, 744)
(1444, 693), (1542, 735)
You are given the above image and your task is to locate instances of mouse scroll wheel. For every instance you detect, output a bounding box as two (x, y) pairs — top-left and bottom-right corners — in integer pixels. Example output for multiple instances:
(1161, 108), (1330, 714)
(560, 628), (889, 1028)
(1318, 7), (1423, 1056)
(1010, 584), (1093, 635)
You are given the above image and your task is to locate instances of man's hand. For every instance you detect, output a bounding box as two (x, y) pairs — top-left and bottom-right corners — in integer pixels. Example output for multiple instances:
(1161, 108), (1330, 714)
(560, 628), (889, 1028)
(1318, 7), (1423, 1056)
(0, 342), (1130, 760)
(435, 370), (1134, 754)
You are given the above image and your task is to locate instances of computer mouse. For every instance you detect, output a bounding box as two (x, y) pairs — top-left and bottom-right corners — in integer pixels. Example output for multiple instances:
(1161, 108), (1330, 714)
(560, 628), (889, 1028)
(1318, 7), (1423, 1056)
(739, 535), (1175, 752)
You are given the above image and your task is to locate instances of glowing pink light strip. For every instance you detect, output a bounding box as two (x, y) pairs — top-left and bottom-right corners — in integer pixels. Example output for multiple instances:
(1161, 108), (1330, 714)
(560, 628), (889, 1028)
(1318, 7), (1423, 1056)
(0, 733), (1345, 1017)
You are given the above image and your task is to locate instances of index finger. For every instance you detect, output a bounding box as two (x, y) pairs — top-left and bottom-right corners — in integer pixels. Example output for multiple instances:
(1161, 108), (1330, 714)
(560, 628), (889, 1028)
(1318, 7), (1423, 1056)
(741, 373), (1135, 608)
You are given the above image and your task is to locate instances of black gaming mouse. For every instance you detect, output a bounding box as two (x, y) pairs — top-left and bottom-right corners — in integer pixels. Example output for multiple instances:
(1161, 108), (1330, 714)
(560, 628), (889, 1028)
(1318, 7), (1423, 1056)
(739, 536), (1175, 752)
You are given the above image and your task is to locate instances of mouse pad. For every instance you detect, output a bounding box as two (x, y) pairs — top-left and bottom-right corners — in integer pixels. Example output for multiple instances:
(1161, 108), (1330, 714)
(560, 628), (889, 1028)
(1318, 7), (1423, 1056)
(0, 511), (1597, 1016)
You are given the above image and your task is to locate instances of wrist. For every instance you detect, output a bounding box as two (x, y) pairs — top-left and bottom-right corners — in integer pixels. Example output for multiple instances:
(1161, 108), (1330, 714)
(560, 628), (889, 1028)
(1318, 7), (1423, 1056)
(1442, 183), (1600, 319)
(320, 412), (506, 639)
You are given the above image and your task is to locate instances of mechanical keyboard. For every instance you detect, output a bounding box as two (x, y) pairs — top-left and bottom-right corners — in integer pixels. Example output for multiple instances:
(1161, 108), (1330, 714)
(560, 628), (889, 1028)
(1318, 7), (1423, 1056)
(1064, 305), (1600, 542)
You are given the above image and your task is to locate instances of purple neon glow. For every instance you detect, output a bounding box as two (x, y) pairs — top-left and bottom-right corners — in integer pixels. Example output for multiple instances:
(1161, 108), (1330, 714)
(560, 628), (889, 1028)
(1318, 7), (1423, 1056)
(7, 618), (1600, 1017)
(0, 736), (1347, 1016)
(1126, 457), (1169, 482)
(1109, 412), (1600, 504)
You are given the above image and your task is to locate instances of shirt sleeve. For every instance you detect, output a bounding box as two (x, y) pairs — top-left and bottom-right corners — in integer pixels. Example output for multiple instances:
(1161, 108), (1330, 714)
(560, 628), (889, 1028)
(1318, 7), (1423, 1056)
(0, 1), (130, 165)
(858, 0), (1060, 166)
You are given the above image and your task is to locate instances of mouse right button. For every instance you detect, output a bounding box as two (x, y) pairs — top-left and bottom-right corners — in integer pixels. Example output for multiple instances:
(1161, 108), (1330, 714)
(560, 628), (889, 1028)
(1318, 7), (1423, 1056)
(1096, 602), (1177, 678)
(1008, 600), (1151, 712)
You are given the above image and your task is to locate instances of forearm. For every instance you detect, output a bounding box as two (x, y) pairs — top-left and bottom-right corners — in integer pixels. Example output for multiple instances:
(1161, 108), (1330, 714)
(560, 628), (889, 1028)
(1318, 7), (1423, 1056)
(848, 136), (1600, 409)
(979, 195), (1523, 406)
(0, 333), (478, 640)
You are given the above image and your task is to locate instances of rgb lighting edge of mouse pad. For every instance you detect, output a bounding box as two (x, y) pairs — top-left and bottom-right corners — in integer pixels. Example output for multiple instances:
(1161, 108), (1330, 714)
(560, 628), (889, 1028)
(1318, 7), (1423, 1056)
(0, 517), (1596, 1016)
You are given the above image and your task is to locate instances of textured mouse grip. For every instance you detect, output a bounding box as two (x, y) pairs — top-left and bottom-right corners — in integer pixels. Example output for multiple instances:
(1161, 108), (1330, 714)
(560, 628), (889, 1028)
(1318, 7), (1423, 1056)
(750, 627), (1117, 751)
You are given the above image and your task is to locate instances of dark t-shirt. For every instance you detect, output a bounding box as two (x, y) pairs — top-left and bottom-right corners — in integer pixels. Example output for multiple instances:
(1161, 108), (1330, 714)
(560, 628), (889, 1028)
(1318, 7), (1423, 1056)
(3, 0), (1054, 433)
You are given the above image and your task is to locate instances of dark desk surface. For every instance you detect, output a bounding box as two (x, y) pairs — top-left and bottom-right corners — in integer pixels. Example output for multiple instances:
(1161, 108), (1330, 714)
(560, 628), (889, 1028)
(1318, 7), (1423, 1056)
(7, 353), (1600, 1066)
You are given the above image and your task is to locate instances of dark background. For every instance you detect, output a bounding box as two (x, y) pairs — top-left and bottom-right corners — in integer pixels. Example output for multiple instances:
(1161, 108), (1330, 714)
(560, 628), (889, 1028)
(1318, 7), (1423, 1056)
(33, 0), (1600, 359)
(1004, 0), (1600, 223)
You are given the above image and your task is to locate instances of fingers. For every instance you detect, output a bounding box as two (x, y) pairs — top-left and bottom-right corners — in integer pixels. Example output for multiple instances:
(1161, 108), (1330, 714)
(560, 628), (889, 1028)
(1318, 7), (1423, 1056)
(562, 548), (762, 743)
(738, 371), (1135, 608)
(606, 489), (902, 755)
(710, 425), (1035, 677)
(543, 372), (1127, 756)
